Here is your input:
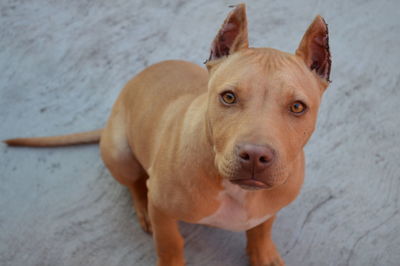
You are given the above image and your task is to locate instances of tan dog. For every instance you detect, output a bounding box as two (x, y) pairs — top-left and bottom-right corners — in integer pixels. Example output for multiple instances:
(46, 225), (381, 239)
(4, 4), (331, 266)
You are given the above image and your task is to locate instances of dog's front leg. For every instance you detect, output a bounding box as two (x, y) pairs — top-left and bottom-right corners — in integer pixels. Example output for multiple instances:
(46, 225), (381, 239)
(246, 216), (285, 266)
(149, 202), (185, 266)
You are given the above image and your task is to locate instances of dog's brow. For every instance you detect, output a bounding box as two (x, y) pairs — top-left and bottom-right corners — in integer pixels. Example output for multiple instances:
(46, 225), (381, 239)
(290, 89), (310, 105)
(219, 81), (239, 92)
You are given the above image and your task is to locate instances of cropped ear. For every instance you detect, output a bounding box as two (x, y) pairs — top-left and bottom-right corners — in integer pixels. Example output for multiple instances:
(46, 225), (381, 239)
(296, 16), (331, 83)
(206, 4), (248, 65)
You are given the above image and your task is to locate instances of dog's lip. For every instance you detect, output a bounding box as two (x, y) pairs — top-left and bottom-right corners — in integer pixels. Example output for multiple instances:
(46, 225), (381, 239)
(230, 178), (271, 189)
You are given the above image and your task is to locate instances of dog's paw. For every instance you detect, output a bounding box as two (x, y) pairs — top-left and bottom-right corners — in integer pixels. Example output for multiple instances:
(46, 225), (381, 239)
(137, 211), (152, 234)
(133, 202), (153, 234)
(258, 257), (284, 266)
(248, 248), (285, 266)
(250, 256), (285, 266)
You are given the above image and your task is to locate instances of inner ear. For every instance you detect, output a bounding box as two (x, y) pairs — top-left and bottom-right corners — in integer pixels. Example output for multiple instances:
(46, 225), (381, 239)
(207, 4), (248, 62)
(296, 16), (331, 83)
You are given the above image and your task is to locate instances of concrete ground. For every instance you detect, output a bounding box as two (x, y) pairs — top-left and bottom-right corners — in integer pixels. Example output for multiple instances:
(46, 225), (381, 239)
(1, 0), (399, 265)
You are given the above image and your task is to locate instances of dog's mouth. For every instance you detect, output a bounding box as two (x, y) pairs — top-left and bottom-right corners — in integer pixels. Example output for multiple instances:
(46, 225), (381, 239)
(230, 178), (273, 190)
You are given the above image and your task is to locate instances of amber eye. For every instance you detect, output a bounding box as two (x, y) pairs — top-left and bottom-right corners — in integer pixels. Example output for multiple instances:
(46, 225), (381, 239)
(290, 101), (306, 114)
(220, 91), (237, 104)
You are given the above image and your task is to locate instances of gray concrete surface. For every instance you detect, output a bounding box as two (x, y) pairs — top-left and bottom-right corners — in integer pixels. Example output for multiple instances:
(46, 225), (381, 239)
(1, 0), (399, 265)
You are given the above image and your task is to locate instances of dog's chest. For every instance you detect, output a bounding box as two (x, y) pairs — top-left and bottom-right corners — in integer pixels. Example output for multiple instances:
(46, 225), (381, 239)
(197, 181), (272, 231)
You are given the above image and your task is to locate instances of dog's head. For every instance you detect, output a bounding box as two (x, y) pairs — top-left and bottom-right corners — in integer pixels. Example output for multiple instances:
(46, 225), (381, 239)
(205, 4), (331, 190)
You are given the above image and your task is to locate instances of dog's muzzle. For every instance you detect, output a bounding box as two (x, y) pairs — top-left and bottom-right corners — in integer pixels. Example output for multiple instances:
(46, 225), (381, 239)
(229, 143), (276, 190)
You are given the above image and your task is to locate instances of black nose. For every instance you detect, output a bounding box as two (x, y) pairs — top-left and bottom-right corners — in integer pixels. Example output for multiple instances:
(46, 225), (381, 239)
(237, 143), (275, 172)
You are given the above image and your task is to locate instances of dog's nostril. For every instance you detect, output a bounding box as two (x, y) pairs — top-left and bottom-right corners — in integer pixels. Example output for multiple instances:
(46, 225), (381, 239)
(237, 143), (275, 167)
(239, 151), (250, 160)
(259, 156), (268, 163)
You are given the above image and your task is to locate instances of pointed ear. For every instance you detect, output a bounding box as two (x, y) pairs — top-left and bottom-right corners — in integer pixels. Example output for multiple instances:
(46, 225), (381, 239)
(206, 4), (248, 64)
(296, 16), (331, 83)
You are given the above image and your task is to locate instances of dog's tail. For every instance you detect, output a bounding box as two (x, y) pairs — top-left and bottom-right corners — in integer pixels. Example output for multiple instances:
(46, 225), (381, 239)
(3, 129), (103, 147)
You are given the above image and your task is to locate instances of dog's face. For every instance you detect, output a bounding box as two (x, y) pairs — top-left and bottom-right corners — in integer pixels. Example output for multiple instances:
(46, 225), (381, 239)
(205, 4), (331, 190)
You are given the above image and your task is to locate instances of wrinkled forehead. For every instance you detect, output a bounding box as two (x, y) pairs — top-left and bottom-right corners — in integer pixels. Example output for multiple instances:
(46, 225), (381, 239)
(210, 48), (322, 98)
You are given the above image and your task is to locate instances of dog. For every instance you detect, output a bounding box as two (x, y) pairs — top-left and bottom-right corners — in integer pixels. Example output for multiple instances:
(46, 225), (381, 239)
(4, 4), (331, 266)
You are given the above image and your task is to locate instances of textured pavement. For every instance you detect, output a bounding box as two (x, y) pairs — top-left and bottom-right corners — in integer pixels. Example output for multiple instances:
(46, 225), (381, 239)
(1, 0), (399, 265)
